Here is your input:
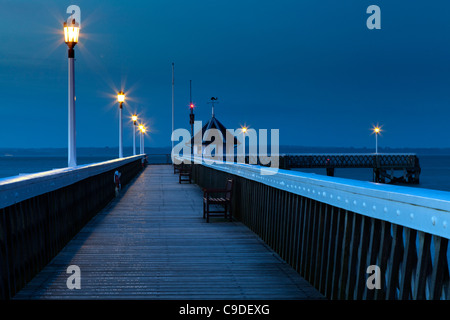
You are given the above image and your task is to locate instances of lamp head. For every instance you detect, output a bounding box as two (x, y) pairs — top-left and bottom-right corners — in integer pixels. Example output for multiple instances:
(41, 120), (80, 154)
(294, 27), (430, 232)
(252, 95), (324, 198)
(63, 20), (79, 47)
(117, 91), (125, 104)
(373, 126), (381, 134)
(132, 114), (138, 122)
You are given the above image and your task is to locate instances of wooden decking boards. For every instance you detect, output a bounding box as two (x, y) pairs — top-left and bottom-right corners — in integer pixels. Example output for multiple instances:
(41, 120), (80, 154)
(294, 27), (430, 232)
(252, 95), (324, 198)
(13, 165), (324, 300)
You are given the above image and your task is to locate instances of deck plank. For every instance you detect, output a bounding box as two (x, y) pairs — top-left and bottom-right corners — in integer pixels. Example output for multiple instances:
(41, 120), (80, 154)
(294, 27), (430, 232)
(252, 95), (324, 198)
(14, 165), (324, 300)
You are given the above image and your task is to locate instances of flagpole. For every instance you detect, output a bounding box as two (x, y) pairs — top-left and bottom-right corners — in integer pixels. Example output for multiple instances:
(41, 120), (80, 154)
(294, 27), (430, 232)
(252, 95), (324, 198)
(172, 62), (174, 151)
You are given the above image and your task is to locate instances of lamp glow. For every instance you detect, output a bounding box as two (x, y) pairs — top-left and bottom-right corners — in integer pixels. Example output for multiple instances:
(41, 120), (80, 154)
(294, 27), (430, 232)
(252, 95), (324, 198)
(139, 125), (146, 154)
(371, 124), (383, 154)
(64, 26), (79, 44)
(117, 91), (125, 104)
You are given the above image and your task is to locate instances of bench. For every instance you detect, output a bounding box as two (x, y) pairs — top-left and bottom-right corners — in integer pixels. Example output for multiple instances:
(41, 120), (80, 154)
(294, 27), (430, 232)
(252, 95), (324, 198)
(179, 163), (192, 184)
(203, 179), (233, 222)
(173, 163), (181, 174)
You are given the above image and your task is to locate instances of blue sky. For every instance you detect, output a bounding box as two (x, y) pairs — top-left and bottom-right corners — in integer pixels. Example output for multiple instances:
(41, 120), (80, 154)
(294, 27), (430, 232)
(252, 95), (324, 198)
(1, 0), (450, 149)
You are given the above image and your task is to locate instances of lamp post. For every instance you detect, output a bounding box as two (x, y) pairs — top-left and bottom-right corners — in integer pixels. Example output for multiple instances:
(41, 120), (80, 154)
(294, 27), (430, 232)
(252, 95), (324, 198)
(138, 124), (144, 154)
(240, 126), (248, 163)
(372, 125), (382, 154)
(132, 114), (138, 156)
(64, 19), (80, 167)
(117, 91), (125, 158)
(141, 127), (146, 154)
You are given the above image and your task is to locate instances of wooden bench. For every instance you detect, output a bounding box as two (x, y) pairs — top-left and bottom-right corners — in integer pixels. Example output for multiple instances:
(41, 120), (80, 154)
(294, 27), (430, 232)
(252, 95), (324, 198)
(203, 179), (233, 222)
(179, 163), (192, 184)
(173, 163), (181, 174)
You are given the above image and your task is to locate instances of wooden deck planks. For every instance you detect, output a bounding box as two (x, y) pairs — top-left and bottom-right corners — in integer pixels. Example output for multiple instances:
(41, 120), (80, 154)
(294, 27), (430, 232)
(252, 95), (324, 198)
(13, 165), (324, 300)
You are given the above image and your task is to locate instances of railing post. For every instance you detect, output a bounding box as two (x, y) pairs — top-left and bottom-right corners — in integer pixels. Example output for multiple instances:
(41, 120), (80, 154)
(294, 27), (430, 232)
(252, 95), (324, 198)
(337, 210), (354, 299)
(429, 237), (449, 300)
(362, 218), (381, 300)
(345, 212), (361, 299)
(323, 205), (337, 297)
(386, 224), (404, 299)
(374, 220), (392, 300)
(354, 215), (371, 299)
(413, 232), (432, 299)
(399, 228), (417, 299)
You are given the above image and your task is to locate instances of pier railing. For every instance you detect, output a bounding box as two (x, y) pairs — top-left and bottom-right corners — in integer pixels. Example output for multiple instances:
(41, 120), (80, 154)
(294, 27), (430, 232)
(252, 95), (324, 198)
(190, 157), (450, 300)
(0, 155), (145, 299)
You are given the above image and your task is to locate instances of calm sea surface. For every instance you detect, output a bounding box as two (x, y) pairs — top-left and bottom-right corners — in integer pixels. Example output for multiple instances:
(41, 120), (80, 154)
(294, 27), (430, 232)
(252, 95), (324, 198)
(0, 154), (449, 193)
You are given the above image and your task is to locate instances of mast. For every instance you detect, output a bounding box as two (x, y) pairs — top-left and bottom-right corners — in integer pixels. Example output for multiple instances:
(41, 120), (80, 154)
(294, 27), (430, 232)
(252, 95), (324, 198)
(172, 62), (174, 151)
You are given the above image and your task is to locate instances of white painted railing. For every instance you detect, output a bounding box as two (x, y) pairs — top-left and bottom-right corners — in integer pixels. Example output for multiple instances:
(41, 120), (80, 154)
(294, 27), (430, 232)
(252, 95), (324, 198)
(190, 156), (450, 299)
(0, 155), (145, 210)
(0, 154), (146, 299)
(187, 156), (450, 239)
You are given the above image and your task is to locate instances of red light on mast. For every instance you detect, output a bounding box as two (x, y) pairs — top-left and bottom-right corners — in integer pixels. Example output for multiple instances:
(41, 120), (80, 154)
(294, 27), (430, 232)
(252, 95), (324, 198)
(190, 103), (194, 109)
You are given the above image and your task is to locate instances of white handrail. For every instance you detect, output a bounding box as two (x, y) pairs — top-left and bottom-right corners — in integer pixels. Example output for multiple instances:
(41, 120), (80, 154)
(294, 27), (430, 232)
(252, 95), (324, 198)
(0, 155), (145, 210)
(186, 156), (450, 239)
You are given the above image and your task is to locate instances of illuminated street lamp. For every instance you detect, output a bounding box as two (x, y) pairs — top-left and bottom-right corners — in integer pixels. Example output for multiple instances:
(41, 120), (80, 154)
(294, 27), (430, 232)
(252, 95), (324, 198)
(131, 114), (138, 156)
(117, 91), (125, 103)
(372, 125), (382, 154)
(117, 91), (125, 158)
(237, 125), (249, 164)
(138, 124), (145, 154)
(141, 127), (147, 154)
(64, 18), (80, 167)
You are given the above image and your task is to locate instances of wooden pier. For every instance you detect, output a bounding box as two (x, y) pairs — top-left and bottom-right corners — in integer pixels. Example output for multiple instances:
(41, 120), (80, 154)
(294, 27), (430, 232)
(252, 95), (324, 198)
(13, 165), (324, 299)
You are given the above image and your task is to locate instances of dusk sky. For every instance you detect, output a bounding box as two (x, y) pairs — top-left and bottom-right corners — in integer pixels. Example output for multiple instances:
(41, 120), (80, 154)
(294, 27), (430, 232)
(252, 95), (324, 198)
(1, 0), (450, 149)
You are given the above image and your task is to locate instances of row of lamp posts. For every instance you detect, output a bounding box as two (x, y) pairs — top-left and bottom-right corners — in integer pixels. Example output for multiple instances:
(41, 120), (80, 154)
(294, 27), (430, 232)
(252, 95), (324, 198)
(63, 16), (147, 167)
(117, 92), (147, 158)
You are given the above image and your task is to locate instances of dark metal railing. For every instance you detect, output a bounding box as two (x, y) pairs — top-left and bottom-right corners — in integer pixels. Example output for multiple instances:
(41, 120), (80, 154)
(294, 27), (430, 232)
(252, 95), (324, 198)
(281, 153), (419, 169)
